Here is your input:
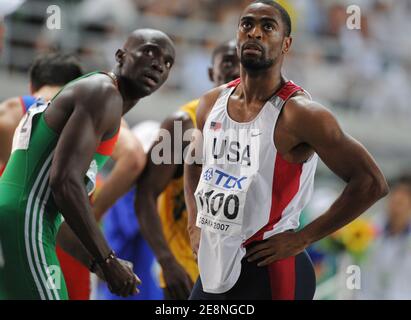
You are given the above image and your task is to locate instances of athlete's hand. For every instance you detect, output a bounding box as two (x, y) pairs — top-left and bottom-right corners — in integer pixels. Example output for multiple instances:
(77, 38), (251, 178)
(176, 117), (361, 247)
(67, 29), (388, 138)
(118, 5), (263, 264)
(93, 258), (133, 281)
(101, 257), (141, 297)
(245, 231), (307, 267)
(162, 259), (194, 300)
(188, 226), (201, 261)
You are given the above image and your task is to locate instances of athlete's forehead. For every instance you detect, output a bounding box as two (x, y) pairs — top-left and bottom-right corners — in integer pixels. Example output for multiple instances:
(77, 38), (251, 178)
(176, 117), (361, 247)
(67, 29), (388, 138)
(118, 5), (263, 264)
(125, 30), (175, 57)
(240, 3), (282, 24)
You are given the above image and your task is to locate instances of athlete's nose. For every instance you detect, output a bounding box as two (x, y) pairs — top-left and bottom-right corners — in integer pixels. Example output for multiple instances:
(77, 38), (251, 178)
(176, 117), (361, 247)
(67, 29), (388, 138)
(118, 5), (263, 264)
(151, 59), (164, 73)
(248, 26), (262, 40)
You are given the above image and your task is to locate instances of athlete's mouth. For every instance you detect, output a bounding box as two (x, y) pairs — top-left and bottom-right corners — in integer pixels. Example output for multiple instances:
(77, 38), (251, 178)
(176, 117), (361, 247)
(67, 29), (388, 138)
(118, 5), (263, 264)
(242, 42), (263, 56)
(143, 73), (160, 87)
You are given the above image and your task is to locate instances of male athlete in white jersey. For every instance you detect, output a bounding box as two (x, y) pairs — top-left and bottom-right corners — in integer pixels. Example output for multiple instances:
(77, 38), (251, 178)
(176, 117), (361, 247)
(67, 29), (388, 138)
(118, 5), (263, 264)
(184, 0), (388, 300)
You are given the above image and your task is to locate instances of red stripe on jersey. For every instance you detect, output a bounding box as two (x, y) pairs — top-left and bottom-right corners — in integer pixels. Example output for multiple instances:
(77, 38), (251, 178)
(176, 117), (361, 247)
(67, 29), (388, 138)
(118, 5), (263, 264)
(277, 81), (302, 101)
(96, 130), (120, 156)
(244, 153), (302, 246)
(227, 78), (241, 88)
(268, 255), (296, 300)
(0, 164), (5, 177)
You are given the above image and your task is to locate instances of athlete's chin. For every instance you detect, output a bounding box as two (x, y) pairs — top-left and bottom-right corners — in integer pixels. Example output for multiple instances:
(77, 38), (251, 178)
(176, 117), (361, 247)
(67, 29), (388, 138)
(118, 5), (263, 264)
(241, 60), (263, 71)
(135, 83), (157, 97)
(241, 58), (273, 72)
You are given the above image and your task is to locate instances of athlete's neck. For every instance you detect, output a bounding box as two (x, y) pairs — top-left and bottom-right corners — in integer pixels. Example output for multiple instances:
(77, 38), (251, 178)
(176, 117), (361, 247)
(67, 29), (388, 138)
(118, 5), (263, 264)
(110, 70), (140, 115)
(240, 63), (285, 105)
(32, 86), (61, 102)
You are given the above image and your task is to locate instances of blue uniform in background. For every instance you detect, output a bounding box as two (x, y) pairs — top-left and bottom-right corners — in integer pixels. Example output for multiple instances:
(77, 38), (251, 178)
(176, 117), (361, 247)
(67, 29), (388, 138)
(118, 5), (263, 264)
(97, 188), (163, 300)
(20, 95), (37, 112)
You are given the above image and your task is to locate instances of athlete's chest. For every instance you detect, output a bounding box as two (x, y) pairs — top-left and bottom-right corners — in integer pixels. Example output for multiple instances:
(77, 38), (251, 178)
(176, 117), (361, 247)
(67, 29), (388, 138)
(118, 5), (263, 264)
(204, 101), (266, 167)
(228, 97), (315, 164)
(226, 98), (264, 123)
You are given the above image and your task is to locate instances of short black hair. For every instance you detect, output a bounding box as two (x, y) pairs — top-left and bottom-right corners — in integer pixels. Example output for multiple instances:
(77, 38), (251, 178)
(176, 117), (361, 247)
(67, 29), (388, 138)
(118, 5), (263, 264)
(251, 0), (292, 37)
(29, 53), (83, 92)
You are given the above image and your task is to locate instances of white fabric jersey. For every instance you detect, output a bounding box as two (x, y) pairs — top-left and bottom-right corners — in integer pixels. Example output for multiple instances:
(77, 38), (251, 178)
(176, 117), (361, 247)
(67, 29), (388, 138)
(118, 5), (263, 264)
(194, 79), (318, 294)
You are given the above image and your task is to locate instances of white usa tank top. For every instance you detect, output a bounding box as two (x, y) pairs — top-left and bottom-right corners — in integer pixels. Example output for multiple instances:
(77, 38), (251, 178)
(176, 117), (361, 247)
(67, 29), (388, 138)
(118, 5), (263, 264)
(194, 79), (318, 294)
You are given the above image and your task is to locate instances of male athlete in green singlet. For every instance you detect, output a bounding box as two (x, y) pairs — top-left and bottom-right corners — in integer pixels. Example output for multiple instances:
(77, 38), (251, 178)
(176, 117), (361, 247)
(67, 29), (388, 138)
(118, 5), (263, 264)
(0, 28), (175, 300)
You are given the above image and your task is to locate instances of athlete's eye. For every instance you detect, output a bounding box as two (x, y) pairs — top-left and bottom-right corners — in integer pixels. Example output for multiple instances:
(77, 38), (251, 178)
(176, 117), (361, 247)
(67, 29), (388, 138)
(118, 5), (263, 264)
(241, 21), (252, 30)
(264, 24), (274, 31)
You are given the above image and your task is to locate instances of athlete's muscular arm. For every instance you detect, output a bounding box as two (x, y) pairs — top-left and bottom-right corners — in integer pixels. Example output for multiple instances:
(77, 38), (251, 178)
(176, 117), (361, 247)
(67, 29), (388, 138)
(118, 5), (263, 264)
(135, 112), (194, 299)
(56, 222), (93, 268)
(93, 119), (146, 221)
(49, 85), (140, 297)
(184, 88), (222, 258)
(49, 88), (119, 263)
(184, 130), (203, 259)
(246, 97), (389, 266)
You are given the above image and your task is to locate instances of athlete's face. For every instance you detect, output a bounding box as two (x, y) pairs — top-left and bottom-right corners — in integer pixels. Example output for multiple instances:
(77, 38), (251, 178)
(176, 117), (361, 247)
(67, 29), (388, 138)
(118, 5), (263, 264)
(210, 41), (240, 87)
(237, 3), (291, 72)
(117, 30), (175, 98)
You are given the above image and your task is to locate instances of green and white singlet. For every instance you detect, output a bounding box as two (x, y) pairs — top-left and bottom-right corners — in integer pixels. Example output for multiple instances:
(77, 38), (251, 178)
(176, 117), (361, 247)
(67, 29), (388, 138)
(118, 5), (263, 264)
(0, 72), (119, 300)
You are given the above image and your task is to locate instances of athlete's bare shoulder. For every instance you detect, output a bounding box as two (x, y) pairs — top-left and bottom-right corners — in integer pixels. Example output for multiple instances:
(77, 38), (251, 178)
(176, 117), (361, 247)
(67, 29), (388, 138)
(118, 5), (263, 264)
(196, 85), (226, 131)
(72, 73), (122, 114)
(282, 92), (343, 145)
(46, 73), (123, 137)
(0, 97), (25, 162)
(0, 97), (24, 120)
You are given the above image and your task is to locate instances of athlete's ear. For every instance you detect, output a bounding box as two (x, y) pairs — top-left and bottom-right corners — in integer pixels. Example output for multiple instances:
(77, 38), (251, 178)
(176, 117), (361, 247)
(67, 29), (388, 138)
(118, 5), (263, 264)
(208, 67), (214, 83)
(282, 36), (293, 55)
(115, 49), (126, 67)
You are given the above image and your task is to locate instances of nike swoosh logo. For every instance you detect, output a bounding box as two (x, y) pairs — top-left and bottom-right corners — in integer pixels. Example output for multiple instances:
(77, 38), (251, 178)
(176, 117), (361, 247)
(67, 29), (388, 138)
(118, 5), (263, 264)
(251, 132), (262, 137)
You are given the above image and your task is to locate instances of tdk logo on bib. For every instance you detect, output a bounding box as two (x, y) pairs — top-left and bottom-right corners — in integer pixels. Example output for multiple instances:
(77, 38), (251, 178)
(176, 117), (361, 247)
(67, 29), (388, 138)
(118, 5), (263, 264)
(204, 167), (247, 190)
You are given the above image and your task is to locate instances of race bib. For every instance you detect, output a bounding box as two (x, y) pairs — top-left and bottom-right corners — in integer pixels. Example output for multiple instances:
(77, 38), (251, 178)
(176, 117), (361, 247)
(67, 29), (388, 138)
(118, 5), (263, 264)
(195, 166), (253, 236)
(11, 100), (47, 152)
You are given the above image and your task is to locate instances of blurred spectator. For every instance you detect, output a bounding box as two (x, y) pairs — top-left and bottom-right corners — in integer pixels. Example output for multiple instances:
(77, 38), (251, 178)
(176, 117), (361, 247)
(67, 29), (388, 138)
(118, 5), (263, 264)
(0, 0), (25, 56)
(358, 175), (411, 299)
(2, 0), (411, 118)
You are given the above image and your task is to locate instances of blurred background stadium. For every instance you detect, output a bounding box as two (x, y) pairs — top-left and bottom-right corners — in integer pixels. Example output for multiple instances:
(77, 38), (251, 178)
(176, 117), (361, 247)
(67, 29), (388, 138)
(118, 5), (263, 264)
(1, 0), (411, 300)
